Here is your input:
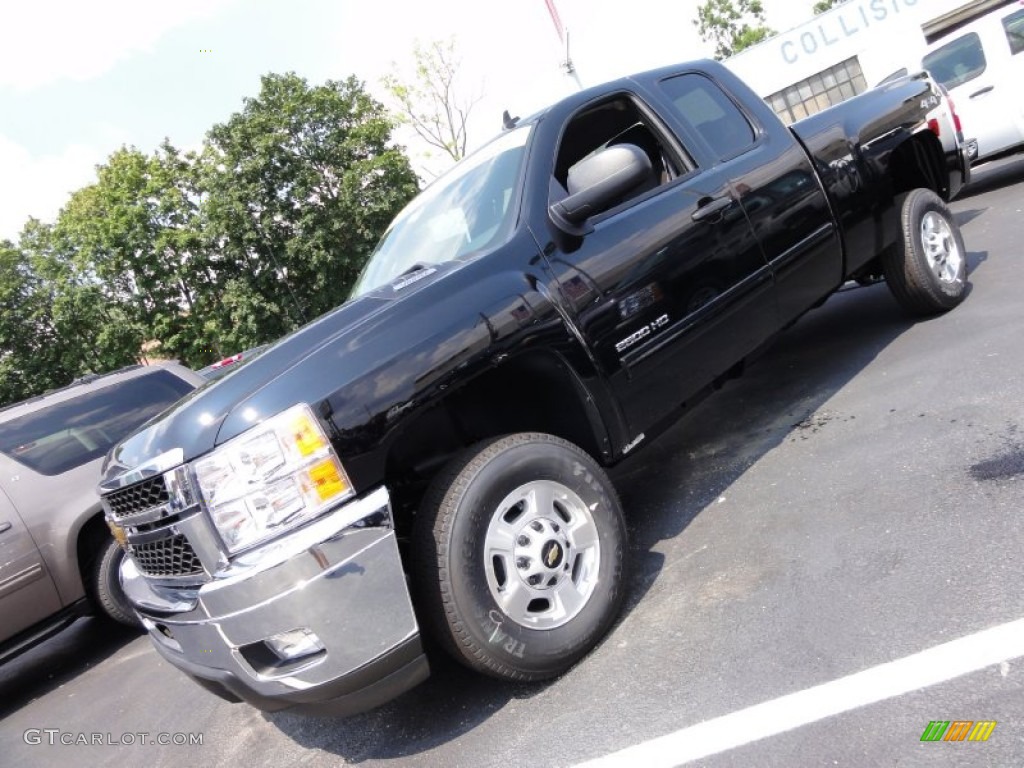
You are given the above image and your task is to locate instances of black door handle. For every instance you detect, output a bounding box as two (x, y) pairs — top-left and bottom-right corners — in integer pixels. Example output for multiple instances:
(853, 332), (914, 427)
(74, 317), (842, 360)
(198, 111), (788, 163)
(0, 521), (11, 535)
(692, 196), (733, 222)
(970, 85), (994, 99)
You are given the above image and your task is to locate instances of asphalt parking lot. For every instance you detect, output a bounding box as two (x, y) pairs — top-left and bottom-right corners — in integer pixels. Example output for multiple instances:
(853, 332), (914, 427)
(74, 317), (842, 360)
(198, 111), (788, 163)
(3, 155), (1023, 768)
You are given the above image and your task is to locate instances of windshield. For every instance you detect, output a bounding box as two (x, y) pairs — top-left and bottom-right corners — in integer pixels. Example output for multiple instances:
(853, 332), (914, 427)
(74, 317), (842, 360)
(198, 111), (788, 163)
(352, 125), (532, 295)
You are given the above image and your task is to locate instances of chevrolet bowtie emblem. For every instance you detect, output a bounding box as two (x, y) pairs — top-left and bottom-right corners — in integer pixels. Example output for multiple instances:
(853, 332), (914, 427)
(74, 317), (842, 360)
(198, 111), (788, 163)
(546, 544), (560, 567)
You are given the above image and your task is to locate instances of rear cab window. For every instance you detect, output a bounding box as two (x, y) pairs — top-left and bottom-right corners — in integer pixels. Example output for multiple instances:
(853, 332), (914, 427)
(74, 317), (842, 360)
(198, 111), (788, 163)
(0, 371), (194, 476)
(924, 33), (987, 89)
(656, 73), (757, 161)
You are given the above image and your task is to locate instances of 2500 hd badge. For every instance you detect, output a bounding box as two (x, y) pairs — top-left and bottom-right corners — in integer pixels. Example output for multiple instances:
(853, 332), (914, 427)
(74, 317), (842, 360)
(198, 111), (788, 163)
(615, 314), (670, 354)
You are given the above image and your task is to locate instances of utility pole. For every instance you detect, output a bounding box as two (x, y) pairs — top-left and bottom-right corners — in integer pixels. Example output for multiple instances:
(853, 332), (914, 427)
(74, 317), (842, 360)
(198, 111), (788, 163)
(543, 0), (584, 90)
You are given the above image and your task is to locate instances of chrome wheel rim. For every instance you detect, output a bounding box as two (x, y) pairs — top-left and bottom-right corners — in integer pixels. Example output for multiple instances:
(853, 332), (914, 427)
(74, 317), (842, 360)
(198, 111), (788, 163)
(483, 480), (601, 630)
(921, 211), (962, 284)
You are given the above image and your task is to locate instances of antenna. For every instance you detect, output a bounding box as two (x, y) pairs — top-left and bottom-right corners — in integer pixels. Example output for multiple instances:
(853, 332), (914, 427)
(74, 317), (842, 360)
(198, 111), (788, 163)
(502, 110), (520, 131)
(543, 0), (583, 90)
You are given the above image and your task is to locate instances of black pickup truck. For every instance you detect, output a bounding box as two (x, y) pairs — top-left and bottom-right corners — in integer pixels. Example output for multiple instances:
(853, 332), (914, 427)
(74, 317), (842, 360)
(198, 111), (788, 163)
(99, 60), (970, 716)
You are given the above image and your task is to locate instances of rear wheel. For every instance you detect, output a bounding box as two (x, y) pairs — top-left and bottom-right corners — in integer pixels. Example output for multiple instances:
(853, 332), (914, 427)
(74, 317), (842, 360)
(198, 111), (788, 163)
(413, 433), (627, 681)
(91, 538), (141, 628)
(882, 188), (967, 315)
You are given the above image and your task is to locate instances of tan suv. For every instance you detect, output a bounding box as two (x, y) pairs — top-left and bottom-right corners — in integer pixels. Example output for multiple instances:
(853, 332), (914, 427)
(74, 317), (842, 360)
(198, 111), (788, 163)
(0, 362), (202, 662)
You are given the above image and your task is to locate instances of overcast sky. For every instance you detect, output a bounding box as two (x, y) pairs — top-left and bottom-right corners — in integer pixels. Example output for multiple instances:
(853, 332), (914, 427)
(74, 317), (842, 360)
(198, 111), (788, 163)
(0, 0), (822, 241)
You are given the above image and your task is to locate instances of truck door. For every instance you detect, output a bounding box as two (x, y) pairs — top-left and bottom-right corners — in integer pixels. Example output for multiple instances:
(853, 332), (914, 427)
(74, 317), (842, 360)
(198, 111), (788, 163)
(648, 71), (842, 328)
(537, 89), (776, 437)
(0, 486), (62, 644)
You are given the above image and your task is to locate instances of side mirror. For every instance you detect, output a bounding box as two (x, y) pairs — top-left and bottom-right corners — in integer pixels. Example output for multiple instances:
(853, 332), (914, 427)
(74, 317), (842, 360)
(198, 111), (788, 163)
(549, 144), (653, 236)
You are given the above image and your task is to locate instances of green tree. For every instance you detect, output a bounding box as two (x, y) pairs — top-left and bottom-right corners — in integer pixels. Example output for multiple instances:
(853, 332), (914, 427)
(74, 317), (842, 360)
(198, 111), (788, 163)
(382, 38), (480, 171)
(0, 237), (58, 404)
(695, 0), (776, 60)
(0, 219), (138, 406)
(50, 145), (212, 367)
(25, 217), (141, 378)
(1, 71), (418, 404)
(138, 142), (216, 364)
(813, 0), (848, 14)
(202, 72), (419, 350)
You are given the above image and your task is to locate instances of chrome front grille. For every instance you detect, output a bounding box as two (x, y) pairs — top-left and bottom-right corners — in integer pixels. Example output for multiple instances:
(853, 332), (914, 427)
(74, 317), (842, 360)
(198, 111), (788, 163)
(131, 533), (204, 578)
(106, 475), (170, 520)
(102, 471), (208, 581)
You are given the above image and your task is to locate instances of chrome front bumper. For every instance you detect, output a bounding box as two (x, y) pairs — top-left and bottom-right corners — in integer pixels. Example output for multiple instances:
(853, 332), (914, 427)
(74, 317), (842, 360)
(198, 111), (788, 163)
(121, 487), (428, 715)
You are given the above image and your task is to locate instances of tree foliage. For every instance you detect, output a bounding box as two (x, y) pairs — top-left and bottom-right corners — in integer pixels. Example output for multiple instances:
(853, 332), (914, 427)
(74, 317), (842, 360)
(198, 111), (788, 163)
(695, 0), (776, 60)
(382, 38), (481, 171)
(813, 0), (849, 14)
(0, 73), (417, 407)
(204, 73), (418, 348)
(0, 235), (60, 404)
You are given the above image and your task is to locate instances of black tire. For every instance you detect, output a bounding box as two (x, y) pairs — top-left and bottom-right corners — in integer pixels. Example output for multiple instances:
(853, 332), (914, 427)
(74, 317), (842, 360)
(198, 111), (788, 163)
(413, 433), (627, 681)
(881, 188), (967, 315)
(91, 538), (141, 628)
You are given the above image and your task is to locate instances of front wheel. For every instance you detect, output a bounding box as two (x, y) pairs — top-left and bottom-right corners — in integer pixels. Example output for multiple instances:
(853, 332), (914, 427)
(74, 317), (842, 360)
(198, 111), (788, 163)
(91, 538), (142, 628)
(413, 433), (627, 681)
(882, 188), (967, 315)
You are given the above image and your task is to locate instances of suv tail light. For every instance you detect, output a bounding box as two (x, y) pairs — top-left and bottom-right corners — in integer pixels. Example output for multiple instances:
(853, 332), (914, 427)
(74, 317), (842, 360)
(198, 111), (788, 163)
(948, 97), (963, 133)
(211, 353), (243, 370)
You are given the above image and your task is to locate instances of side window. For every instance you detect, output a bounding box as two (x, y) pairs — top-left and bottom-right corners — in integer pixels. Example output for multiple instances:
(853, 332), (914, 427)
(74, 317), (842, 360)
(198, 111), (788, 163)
(923, 33), (987, 89)
(1004, 9), (1024, 55)
(552, 95), (685, 212)
(658, 74), (756, 161)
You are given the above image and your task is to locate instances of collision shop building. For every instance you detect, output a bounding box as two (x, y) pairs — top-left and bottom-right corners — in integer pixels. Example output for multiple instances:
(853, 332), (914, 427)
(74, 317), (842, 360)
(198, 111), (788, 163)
(725, 0), (1016, 123)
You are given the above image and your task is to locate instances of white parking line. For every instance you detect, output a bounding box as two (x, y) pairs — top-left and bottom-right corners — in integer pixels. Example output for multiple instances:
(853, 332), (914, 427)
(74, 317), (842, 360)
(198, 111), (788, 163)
(574, 618), (1024, 768)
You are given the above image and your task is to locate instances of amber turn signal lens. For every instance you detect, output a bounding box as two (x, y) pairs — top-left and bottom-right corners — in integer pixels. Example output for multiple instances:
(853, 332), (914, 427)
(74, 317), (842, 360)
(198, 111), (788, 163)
(307, 459), (349, 502)
(291, 413), (327, 457)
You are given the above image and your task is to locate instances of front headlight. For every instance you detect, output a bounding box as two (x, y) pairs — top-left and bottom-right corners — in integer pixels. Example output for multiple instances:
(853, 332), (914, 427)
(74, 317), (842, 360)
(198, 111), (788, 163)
(193, 403), (354, 553)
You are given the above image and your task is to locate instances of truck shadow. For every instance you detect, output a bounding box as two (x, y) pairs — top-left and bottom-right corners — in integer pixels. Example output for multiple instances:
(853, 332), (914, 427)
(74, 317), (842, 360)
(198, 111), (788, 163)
(954, 208), (985, 228)
(960, 155), (1024, 199)
(0, 617), (140, 720)
(612, 248), (985, 604)
(612, 283), (922, 607)
(266, 649), (543, 757)
(267, 249), (987, 759)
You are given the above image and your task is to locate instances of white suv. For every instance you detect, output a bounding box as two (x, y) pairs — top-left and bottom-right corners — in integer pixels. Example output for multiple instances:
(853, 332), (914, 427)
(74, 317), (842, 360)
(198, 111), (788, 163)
(923, 4), (1024, 163)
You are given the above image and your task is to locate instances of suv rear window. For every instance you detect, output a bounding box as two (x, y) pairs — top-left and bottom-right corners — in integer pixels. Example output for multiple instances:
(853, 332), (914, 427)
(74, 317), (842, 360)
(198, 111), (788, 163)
(1005, 9), (1024, 55)
(924, 33), (987, 89)
(0, 370), (194, 476)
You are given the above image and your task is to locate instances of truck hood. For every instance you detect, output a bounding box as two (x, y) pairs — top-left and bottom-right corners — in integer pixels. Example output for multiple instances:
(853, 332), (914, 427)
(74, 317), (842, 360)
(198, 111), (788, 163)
(102, 291), (400, 482)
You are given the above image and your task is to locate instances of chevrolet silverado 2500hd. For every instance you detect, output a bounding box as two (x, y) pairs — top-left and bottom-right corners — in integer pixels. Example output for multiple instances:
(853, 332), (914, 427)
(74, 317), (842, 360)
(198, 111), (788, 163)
(98, 60), (970, 715)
